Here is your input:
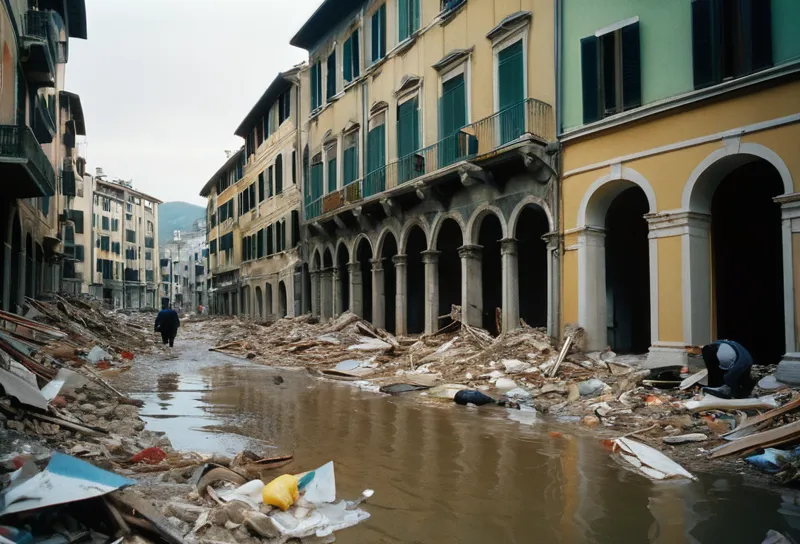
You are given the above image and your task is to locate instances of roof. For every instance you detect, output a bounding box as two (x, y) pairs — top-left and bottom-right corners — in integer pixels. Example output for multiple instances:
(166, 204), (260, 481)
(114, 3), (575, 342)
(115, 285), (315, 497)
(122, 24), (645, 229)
(60, 91), (85, 135)
(199, 148), (245, 197)
(233, 69), (298, 137)
(290, 0), (364, 50)
(42, 0), (87, 39)
(96, 178), (163, 204)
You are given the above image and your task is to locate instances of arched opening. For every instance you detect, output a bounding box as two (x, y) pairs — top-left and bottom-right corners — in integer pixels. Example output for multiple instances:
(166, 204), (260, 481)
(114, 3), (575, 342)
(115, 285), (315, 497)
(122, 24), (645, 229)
(516, 206), (549, 327)
(265, 282), (274, 316)
(255, 286), (263, 318)
(337, 243), (350, 314)
(405, 226), (426, 334)
(381, 233), (398, 334)
(278, 281), (288, 317)
(605, 188), (650, 353)
(710, 159), (785, 364)
(9, 214), (21, 312)
(25, 234), (33, 298)
(356, 238), (373, 322)
(478, 214), (503, 334)
(436, 218), (463, 329)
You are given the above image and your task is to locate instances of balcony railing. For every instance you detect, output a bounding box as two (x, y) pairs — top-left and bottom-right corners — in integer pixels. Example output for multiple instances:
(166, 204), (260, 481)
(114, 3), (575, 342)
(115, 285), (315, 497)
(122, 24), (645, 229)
(305, 99), (552, 220)
(0, 124), (56, 196)
(23, 10), (59, 80)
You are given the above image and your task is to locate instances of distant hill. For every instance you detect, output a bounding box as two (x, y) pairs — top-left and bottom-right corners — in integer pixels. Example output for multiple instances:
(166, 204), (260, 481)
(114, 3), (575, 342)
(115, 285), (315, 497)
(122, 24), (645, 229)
(158, 201), (205, 245)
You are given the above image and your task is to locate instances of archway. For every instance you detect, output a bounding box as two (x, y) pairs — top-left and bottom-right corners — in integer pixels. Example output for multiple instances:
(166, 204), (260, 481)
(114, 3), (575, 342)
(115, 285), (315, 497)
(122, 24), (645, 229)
(278, 281), (288, 317)
(436, 218), (463, 328)
(356, 238), (373, 322)
(337, 243), (350, 314)
(265, 282), (274, 316)
(405, 226), (426, 334)
(516, 206), (549, 328)
(25, 234), (33, 298)
(381, 232), (398, 333)
(255, 286), (263, 318)
(9, 214), (21, 312)
(605, 188), (650, 353)
(478, 214), (503, 334)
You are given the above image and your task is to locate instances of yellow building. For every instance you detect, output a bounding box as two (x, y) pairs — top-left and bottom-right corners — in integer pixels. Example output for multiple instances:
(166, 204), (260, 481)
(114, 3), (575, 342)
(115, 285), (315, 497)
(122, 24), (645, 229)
(559, 0), (800, 366)
(293, 0), (557, 337)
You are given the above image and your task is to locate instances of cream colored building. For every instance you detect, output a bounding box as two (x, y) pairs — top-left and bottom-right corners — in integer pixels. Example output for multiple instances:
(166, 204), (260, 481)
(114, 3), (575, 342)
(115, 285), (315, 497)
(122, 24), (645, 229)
(293, 0), (557, 336)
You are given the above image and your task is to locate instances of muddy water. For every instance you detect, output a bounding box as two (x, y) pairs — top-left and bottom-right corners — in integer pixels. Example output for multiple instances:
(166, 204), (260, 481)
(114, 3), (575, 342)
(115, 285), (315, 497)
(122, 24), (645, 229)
(115, 343), (800, 543)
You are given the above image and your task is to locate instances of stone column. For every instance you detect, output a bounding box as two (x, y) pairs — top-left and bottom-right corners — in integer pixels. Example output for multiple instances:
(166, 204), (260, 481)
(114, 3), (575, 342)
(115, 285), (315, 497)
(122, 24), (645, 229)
(16, 248), (26, 312)
(544, 232), (560, 338)
(321, 268), (333, 321)
(332, 266), (342, 317)
(2, 242), (11, 311)
(348, 262), (362, 318)
(310, 270), (320, 317)
(458, 244), (482, 327)
(371, 258), (385, 329)
(500, 238), (519, 333)
(421, 250), (440, 335)
(776, 196), (800, 380)
(392, 254), (408, 336)
(577, 227), (607, 351)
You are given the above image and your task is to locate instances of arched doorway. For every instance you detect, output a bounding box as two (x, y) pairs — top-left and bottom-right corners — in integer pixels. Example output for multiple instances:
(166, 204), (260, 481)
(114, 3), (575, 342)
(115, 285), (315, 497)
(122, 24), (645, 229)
(605, 188), (650, 353)
(478, 214), (503, 334)
(265, 282), (274, 316)
(255, 286), (263, 318)
(278, 281), (288, 317)
(405, 226), (426, 334)
(356, 238), (373, 322)
(436, 218), (462, 328)
(381, 232), (398, 334)
(9, 214), (21, 312)
(337, 243), (350, 314)
(516, 206), (549, 327)
(25, 234), (33, 298)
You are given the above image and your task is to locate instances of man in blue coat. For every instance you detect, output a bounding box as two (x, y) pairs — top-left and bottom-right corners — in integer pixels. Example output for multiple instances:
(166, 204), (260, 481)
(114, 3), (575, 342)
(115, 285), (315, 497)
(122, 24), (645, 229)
(154, 301), (180, 348)
(701, 340), (755, 399)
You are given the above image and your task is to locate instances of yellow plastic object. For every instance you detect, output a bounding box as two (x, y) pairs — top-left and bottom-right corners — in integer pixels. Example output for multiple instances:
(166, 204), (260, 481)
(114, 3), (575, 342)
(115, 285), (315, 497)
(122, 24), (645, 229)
(261, 474), (300, 511)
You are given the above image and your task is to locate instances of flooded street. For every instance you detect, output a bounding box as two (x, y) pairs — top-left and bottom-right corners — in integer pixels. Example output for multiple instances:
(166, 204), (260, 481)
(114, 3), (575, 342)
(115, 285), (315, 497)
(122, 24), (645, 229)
(114, 341), (800, 543)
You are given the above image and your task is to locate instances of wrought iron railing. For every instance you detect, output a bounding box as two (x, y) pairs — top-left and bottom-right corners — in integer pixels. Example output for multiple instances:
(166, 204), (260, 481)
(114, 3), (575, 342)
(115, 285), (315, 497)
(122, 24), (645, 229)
(0, 125), (56, 194)
(304, 98), (552, 220)
(24, 10), (58, 68)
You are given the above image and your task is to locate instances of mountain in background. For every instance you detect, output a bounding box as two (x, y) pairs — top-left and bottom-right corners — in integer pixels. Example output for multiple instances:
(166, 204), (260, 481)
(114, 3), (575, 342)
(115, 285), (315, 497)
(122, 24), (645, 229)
(158, 201), (205, 245)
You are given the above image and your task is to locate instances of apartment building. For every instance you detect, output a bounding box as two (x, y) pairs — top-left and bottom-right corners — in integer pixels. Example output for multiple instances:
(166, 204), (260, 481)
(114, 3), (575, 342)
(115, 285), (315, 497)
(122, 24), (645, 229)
(160, 223), (208, 311)
(91, 175), (161, 309)
(558, 0), (800, 367)
(293, 0), (557, 337)
(0, 0), (88, 313)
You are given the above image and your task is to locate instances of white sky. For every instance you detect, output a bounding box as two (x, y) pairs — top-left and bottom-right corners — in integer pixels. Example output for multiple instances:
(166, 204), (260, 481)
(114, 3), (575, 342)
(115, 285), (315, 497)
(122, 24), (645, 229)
(66, 0), (320, 206)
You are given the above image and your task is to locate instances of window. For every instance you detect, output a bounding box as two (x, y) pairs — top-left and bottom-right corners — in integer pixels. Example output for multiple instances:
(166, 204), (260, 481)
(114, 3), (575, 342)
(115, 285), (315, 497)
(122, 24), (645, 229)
(692, 0), (772, 90)
(292, 151), (297, 183)
(102, 198), (111, 212)
(67, 210), (84, 233)
(327, 152), (337, 193)
(146, 251), (152, 261)
(580, 22), (640, 124)
(291, 210), (300, 247)
(397, 97), (420, 182)
(439, 72), (468, 166)
(258, 172), (265, 202)
(126, 229), (136, 243)
(268, 166), (274, 198)
(257, 121), (264, 147)
(343, 131), (359, 186)
(257, 229), (264, 258)
(102, 216), (110, 230)
(210, 239), (217, 254)
(309, 158), (324, 204)
(111, 241), (121, 255)
(246, 131), (255, 158)
(100, 236), (110, 251)
(266, 224), (274, 256)
(343, 30), (360, 84)
(276, 220), (284, 253)
(146, 220), (154, 234)
(326, 51), (337, 100)
(275, 155), (283, 195)
(278, 90), (291, 124)
(249, 183), (256, 210)
(371, 4), (387, 63)
(111, 218), (119, 232)
(310, 61), (323, 110)
(125, 202), (132, 213)
(366, 113), (386, 194)
(398, 0), (420, 42)
(75, 245), (84, 262)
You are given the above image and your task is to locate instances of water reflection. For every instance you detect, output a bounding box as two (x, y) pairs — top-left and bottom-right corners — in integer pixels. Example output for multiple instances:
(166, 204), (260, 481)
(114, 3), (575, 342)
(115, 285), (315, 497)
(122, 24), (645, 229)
(118, 346), (800, 544)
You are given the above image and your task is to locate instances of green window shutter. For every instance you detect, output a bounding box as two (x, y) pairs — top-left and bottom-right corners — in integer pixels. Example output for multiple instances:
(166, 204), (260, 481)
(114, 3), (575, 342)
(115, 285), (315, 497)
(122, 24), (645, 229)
(343, 37), (352, 82)
(258, 172), (264, 202)
(399, 0), (409, 41)
(412, 0), (420, 34)
(691, 0), (720, 89)
(741, 0), (773, 72)
(310, 163), (324, 200)
(310, 64), (317, 109)
(352, 29), (360, 78)
(439, 74), (466, 137)
(371, 11), (380, 61)
(326, 52), (336, 100)
(498, 40), (524, 111)
(276, 156), (283, 194)
(621, 22), (642, 110)
(328, 158), (337, 192)
(580, 35), (601, 123)
(397, 97), (419, 158)
(379, 5), (386, 58)
(343, 146), (357, 185)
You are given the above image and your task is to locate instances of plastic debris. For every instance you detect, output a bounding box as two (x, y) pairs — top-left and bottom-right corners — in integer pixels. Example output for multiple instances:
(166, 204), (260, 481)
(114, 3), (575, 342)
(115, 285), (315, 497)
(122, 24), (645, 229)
(611, 437), (696, 481)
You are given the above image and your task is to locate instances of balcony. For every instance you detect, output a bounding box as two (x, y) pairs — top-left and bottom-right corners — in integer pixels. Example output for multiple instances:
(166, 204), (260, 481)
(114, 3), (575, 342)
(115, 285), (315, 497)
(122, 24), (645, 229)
(61, 159), (76, 196)
(22, 10), (60, 86)
(305, 98), (553, 220)
(0, 125), (56, 197)
(32, 93), (56, 144)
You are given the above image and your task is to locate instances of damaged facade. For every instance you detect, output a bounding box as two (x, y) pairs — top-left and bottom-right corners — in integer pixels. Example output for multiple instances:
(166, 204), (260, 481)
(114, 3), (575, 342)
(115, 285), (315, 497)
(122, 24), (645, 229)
(293, 0), (558, 337)
(558, 0), (800, 367)
(0, 0), (88, 314)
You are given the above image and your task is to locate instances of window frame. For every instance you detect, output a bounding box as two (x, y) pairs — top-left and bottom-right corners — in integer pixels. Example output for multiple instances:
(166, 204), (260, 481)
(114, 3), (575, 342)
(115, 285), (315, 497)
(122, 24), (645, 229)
(491, 21), (530, 114)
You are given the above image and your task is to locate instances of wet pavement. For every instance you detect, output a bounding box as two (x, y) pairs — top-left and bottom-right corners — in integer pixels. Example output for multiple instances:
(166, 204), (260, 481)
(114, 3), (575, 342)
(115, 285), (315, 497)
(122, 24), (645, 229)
(114, 341), (800, 543)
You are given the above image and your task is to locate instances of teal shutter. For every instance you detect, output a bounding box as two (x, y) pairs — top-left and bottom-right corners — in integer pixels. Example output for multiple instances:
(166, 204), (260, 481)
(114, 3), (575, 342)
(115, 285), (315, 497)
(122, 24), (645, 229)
(366, 124), (386, 196)
(343, 37), (352, 82)
(621, 22), (641, 110)
(310, 163), (324, 201)
(326, 51), (336, 99)
(327, 158), (337, 192)
(580, 35), (601, 123)
(741, 0), (773, 72)
(439, 74), (467, 166)
(691, 0), (719, 89)
(352, 29), (360, 78)
(371, 10), (379, 61)
(343, 146), (357, 185)
(497, 40), (524, 143)
(397, 98), (419, 182)
(379, 5), (386, 57)
(399, 0), (409, 41)
(412, 0), (420, 34)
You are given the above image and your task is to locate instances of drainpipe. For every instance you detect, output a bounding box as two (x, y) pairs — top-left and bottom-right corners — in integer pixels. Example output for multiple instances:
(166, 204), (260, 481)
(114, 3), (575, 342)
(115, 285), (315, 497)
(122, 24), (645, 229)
(554, 0), (563, 338)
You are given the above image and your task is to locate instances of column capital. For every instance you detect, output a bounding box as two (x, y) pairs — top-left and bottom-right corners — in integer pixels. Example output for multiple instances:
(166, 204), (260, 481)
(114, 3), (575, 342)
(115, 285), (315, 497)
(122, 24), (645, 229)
(500, 238), (518, 256)
(541, 231), (560, 250)
(645, 210), (711, 239)
(391, 254), (407, 267)
(458, 244), (483, 261)
(421, 250), (441, 264)
(347, 261), (361, 273)
(370, 258), (383, 272)
(310, 269), (321, 277)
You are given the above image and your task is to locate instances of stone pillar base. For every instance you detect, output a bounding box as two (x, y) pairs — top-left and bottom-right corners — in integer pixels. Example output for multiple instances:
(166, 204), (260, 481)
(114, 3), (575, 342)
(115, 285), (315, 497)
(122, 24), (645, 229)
(644, 344), (688, 369)
(777, 353), (800, 385)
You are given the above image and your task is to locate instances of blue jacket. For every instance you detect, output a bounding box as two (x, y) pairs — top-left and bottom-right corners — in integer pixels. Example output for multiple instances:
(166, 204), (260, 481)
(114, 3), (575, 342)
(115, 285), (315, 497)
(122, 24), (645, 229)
(155, 309), (180, 334)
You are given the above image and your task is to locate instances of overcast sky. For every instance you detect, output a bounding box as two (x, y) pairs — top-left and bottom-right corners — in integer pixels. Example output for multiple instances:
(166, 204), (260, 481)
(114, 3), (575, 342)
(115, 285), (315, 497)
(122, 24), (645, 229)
(66, 0), (319, 206)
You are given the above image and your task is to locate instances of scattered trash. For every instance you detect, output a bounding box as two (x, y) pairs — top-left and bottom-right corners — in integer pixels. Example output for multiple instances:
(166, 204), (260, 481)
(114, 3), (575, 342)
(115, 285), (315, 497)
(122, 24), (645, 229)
(746, 447), (800, 474)
(379, 383), (431, 394)
(679, 369), (709, 390)
(610, 438), (696, 481)
(494, 377), (518, 392)
(129, 446), (167, 465)
(662, 433), (707, 444)
(685, 394), (780, 413)
(262, 474), (300, 510)
(507, 405), (537, 425)
(454, 390), (497, 406)
(758, 375), (783, 391)
(578, 378), (606, 398)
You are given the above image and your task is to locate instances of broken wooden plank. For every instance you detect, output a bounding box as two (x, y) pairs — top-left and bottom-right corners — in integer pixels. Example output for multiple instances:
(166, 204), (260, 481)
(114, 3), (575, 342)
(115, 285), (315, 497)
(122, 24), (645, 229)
(721, 397), (800, 439)
(685, 394), (779, 413)
(710, 420), (800, 459)
(109, 490), (185, 544)
(549, 335), (573, 378)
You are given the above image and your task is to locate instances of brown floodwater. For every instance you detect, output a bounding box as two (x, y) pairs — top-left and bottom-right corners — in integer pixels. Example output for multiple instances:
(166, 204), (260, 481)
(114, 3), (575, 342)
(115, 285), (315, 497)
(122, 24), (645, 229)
(115, 342), (800, 543)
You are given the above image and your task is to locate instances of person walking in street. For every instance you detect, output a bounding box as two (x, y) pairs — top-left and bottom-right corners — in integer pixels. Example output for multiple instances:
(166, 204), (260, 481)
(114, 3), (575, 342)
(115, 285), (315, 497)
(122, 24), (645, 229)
(155, 301), (180, 348)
